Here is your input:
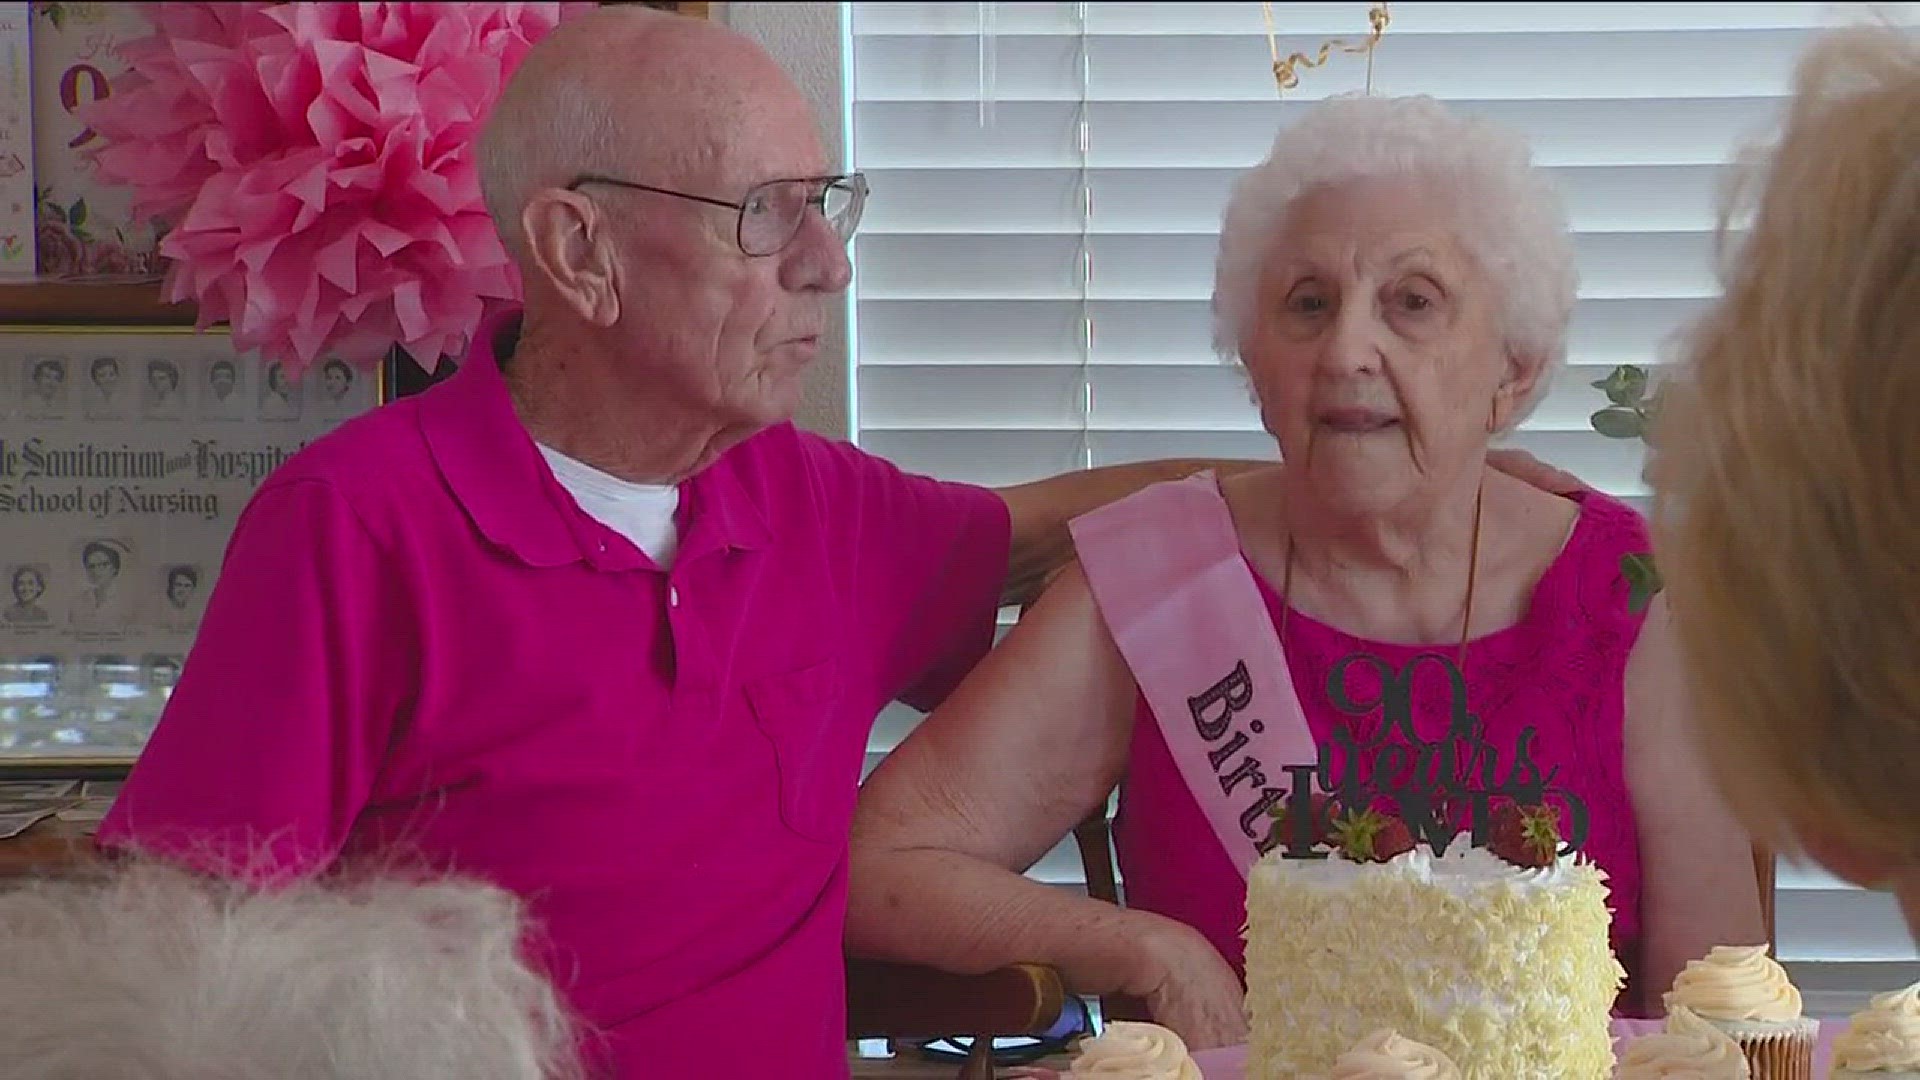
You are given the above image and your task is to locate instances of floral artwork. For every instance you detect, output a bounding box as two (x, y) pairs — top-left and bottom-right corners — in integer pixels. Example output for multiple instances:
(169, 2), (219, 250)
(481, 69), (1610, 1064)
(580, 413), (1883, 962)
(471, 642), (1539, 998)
(33, 181), (153, 277)
(27, 0), (162, 279)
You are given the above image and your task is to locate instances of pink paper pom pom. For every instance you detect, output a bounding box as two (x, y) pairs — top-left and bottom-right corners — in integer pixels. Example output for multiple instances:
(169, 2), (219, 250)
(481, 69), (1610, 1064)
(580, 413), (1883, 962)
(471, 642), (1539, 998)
(82, 2), (591, 376)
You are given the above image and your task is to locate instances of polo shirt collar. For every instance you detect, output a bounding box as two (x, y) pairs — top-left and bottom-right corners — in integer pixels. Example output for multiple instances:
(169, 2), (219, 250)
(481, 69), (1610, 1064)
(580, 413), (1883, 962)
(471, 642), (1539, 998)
(418, 316), (772, 568)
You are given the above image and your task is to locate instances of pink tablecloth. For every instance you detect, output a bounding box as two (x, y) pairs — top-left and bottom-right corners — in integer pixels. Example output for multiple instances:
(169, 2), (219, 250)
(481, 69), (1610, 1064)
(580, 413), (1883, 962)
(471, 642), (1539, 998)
(1189, 1019), (1845, 1079)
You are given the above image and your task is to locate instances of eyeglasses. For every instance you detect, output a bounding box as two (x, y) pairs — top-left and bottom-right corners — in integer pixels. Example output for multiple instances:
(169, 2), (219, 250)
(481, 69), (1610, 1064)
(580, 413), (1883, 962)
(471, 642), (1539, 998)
(565, 172), (868, 257)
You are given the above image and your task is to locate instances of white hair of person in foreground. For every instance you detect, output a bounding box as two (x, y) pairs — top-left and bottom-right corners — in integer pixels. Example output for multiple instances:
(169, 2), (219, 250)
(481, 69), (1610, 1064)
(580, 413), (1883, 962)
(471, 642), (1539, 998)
(0, 862), (583, 1080)
(1211, 92), (1579, 431)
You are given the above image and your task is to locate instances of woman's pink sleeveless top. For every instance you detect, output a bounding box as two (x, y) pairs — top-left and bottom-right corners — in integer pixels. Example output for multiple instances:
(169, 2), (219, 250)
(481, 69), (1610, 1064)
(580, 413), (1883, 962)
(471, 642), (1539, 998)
(1110, 490), (1653, 1011)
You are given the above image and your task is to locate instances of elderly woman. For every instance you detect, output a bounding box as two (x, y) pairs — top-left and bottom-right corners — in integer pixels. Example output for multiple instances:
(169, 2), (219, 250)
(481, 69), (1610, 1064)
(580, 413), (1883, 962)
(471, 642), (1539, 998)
(1653, 28), (1920, 933)
(0, 863), (580, 1079)
(847, 93), (1764, 1048)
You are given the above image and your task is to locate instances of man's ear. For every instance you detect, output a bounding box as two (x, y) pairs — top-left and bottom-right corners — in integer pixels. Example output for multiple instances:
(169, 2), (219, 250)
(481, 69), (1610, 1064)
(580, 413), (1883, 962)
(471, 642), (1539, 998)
(1489, 345), (1549, 433)
(520, 189), (621, 328)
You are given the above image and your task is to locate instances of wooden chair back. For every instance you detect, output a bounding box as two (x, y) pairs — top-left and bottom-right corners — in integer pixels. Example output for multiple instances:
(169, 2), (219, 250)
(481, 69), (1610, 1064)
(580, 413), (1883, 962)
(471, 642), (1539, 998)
(842, 959), (1068, 1079)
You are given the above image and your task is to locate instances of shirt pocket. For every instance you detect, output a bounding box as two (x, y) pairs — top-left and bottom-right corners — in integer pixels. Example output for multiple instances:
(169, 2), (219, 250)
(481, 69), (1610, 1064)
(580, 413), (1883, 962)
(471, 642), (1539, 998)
(745, 657), (859, 845)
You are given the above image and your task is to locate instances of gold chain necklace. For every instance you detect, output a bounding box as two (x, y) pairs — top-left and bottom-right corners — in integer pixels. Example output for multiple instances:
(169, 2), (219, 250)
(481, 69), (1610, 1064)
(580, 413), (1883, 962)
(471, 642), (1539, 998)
(1274, 458), (1485, 668)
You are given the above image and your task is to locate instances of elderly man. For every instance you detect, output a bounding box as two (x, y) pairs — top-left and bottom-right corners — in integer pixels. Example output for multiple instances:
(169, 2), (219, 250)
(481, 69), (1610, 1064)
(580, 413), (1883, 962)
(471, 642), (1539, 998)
(98, 8), (1582, 1076)
(96, 9), (1250, 1078)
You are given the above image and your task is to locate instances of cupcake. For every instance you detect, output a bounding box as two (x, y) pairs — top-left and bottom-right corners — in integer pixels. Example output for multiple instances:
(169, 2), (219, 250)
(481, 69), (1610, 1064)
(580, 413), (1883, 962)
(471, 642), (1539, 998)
(1664, 945), (1817, 1080)
(1067, 1020), (1202, 1080)
(1324, 1029), (1460, 1079)
(1617, 1006), (1752, 1079)
(1831, 982), (1920, 1079)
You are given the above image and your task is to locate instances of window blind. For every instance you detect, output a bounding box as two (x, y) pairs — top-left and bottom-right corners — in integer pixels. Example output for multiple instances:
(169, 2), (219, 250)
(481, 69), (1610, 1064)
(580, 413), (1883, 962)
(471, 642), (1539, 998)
(847, 1), (1918, 1006)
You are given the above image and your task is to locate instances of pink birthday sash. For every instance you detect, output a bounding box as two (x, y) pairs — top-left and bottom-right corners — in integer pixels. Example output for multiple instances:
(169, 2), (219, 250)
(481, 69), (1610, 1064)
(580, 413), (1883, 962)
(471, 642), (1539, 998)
(1068, 471), (1320, 879)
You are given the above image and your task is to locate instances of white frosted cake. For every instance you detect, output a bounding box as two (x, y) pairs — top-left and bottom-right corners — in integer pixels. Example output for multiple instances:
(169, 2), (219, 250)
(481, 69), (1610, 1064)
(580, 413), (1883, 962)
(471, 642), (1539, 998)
(1243, 822), (1624, 1079)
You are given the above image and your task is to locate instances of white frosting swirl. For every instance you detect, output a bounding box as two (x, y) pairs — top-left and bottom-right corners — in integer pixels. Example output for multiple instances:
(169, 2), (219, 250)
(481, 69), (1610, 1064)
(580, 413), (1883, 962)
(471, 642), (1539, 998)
(1617, 1006), (1752, 1079)
(1324, 1028), (1460, 1079)
(1663, 945), (1803, 1022)
(1834, 982), (1920, 1072)
(1069, 1021), (1202, 1080)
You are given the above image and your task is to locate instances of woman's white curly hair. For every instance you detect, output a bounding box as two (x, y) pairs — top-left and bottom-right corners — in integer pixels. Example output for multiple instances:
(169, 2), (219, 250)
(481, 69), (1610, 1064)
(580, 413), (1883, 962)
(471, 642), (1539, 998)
(0, 863), (583, 1080)
(1211, 93), (1580, 430)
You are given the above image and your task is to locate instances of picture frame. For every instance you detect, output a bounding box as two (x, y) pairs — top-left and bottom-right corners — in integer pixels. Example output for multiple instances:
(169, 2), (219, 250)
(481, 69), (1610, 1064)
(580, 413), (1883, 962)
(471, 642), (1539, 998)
(0, 2), (32, 278)
(0, 324), (386, 777)
(27, 0), (167, 280)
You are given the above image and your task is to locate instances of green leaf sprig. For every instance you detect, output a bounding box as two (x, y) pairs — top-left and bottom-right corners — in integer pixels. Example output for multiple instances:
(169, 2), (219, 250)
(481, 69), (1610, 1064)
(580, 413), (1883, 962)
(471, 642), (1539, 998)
(1619, 552), (1663, 616)
(1589, 364), (1666, 615)
(1590, 364), (1658, 443)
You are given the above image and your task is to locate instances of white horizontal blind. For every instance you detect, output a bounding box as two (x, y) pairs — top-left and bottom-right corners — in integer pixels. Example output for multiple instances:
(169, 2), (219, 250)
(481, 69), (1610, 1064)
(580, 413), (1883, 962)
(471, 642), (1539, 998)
(848, 1), (1918, 1005)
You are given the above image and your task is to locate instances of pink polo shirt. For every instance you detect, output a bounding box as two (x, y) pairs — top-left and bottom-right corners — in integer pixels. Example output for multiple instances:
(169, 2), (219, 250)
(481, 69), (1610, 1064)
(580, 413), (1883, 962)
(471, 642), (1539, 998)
(97, 342), (1010, 1078)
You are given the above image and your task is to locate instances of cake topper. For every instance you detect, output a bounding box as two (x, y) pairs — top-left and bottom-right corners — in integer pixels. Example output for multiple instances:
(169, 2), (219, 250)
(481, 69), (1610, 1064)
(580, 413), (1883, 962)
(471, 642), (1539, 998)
(1266, 650), (1590, 863)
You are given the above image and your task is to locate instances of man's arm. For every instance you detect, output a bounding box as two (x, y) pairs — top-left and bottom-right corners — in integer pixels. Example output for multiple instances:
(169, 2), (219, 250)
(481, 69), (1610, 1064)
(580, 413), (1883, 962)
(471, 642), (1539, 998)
(97, 478), (409, 882)
(994, 459), (1266, 608)
(994, 450), (1580, 608)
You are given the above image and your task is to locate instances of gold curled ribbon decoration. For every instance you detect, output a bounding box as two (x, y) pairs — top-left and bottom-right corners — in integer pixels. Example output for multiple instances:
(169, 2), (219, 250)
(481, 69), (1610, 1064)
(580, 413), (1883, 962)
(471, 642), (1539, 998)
(1262, 2), (1392, 95)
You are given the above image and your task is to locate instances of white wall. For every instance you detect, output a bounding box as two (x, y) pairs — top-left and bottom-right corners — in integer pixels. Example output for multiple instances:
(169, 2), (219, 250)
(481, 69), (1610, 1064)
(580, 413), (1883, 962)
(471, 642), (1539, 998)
(723, 2), (852, 440)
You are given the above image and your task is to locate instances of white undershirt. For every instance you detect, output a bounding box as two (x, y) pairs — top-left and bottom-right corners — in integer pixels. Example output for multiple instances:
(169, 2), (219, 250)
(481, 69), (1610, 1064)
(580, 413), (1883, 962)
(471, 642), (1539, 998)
(537, 444), (681, 568)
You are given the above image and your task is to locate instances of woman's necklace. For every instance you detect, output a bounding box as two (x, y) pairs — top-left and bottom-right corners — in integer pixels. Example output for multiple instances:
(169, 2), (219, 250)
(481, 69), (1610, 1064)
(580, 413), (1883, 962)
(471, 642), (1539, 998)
(1275, 475), (1486, 668)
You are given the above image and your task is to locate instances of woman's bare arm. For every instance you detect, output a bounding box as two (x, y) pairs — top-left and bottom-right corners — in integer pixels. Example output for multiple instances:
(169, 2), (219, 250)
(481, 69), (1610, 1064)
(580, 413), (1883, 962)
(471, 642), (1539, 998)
(1625, 595), (1769, 1011)
(847, 563), (1242, 1025)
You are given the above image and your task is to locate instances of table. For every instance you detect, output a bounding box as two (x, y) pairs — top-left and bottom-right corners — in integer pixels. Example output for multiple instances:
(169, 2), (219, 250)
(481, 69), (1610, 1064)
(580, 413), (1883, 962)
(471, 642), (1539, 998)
(0, 817), (96, 880)
(1190, 1020), (1846, 1079)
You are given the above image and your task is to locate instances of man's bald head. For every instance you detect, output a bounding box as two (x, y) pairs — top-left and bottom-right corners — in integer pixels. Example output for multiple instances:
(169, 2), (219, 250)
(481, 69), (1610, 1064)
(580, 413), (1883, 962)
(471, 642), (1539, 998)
(478, 6), (850, 478)
(478, 7), (812, 261)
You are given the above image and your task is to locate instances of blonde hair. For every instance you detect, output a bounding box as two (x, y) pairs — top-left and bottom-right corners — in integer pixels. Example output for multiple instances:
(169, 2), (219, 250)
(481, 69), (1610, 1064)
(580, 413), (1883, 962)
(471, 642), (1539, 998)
(0, 863), (583, 1080)
(1653, 24), (1920, 867)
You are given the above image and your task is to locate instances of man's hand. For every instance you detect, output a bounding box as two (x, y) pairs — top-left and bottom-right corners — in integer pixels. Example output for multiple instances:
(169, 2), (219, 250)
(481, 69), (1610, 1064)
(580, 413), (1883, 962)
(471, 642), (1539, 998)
(996, 459), (1268, 608)
(1488, 448), (1588, 497)
(1132, 921), (1249, 1051)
